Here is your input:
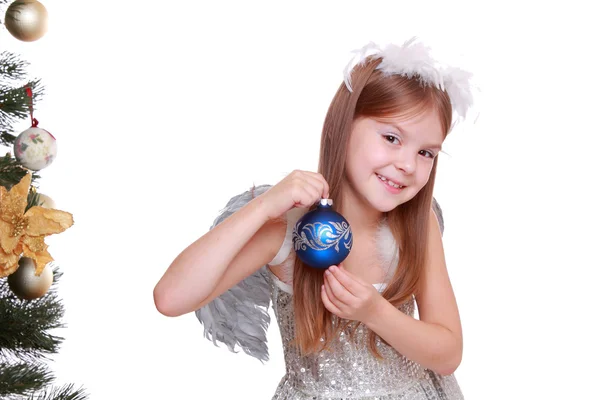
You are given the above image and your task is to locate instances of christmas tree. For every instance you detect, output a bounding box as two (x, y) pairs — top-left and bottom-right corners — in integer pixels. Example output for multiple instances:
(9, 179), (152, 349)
(1, 1), (88, 398)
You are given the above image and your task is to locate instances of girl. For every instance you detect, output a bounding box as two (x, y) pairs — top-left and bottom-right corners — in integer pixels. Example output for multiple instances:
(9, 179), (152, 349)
(154, 37), (474, 399)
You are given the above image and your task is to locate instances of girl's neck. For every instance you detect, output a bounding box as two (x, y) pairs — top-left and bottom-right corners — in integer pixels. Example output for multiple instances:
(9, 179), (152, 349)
(338, 185), (384, 233)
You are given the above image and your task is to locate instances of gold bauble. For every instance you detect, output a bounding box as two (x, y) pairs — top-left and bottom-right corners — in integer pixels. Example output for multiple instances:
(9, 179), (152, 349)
(4, 0), (48, 42)
(7, 257), (53, 300)
(37, 193), (56, 209)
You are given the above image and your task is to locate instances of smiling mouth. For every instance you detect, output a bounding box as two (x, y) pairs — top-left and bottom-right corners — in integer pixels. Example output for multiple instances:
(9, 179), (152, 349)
(376, 173), (405, 189)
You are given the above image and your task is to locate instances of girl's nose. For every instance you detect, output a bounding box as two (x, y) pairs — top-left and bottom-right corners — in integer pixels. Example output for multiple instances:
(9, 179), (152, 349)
(394, 151), (416, 175)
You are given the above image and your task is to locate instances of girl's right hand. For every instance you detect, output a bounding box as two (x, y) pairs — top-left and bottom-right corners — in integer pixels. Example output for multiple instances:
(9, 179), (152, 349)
(261, 170), (330, 220)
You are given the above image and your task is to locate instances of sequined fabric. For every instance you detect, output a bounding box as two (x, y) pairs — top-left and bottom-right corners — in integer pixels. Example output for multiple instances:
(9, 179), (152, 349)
(266, 269), (463, 400)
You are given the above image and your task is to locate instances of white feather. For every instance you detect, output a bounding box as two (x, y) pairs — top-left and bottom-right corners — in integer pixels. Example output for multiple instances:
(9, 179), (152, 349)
(343, 41), (382, 92)
(442, 65), (474, 120)
(342, 37), (476, 129)
(374, 218), (400, 282)
(378, 37), (444, 91)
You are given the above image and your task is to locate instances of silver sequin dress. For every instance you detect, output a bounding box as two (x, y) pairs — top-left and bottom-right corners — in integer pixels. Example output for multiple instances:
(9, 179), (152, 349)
(265, 267), (463, 400)
(195, 185), (464, 399)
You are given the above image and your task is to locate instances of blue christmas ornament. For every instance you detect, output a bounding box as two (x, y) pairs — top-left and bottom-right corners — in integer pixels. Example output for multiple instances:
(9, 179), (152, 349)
(292, 199), (353, 269)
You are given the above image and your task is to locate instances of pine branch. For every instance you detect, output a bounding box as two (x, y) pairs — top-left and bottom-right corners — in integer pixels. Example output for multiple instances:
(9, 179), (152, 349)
(0, 52), (30, 83)
(27, 189), (42, 211)
(0, 79), (44, 135)
(0, 268), (65, 363)
(27, 383), (89, 400)
(0, 52), (43, 136)
(0, 361), (54, 397)
(0, 153), (40, 193)
(1, 131), (17, 146)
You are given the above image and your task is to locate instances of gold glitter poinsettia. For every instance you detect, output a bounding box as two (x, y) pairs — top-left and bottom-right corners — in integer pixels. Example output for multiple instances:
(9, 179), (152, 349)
(0, 172), (73, 277)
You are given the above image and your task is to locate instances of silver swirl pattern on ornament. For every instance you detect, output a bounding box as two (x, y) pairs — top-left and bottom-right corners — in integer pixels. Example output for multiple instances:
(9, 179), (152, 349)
(293, 220), (352, 253)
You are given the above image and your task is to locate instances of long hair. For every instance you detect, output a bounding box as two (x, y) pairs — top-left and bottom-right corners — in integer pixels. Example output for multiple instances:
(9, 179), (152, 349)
(292, 57), (453, 357)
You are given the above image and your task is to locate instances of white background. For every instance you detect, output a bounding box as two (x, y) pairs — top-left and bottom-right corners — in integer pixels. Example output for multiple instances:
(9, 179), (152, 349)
(2, 0), (599, 398)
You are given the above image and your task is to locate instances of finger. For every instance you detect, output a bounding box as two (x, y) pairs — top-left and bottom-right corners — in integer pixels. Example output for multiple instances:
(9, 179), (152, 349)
(323, 277), (344, 309)
(305, 177), (329, 200)
(314, 172), (330, 196)
(321, 284), (343, 315)
(291, 183), (320, 208)
(301, 185), (321, 206)
(323, 279), (342, 308)
(325, 269), (356, 304)
(328, 265), (365, 297)
(316, 174), (330, 199)
(293, 176), (323, 206)
(300, 172), (330, 199)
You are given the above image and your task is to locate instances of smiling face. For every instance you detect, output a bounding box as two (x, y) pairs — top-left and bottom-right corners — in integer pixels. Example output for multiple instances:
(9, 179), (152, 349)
(343, 107), (445, 214)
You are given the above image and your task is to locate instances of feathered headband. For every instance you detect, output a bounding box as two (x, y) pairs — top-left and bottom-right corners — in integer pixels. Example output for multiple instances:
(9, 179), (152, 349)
(343, 37), (476, 126)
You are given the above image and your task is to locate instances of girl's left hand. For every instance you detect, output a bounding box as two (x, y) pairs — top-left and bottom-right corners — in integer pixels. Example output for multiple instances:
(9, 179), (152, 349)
(321, 264), (383, 324)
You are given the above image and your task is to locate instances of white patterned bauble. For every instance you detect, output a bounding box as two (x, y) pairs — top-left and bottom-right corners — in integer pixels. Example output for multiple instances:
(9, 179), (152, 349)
(13, 127), (57, 171)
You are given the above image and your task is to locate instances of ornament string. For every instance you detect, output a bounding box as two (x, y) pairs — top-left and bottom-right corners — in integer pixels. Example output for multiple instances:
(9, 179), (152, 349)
(25, 86), (39, 128)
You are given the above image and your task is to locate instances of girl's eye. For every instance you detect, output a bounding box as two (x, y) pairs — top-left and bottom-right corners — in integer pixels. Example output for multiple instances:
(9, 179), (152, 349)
(384, 135), (399, 145)
(419, 150), (435, 159)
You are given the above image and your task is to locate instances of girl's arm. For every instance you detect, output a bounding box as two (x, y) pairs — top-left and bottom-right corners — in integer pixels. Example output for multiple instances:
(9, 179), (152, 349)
(154, 170), (330, 318)
(363, 208), (462, 375)
(153, 194), (285, 317)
